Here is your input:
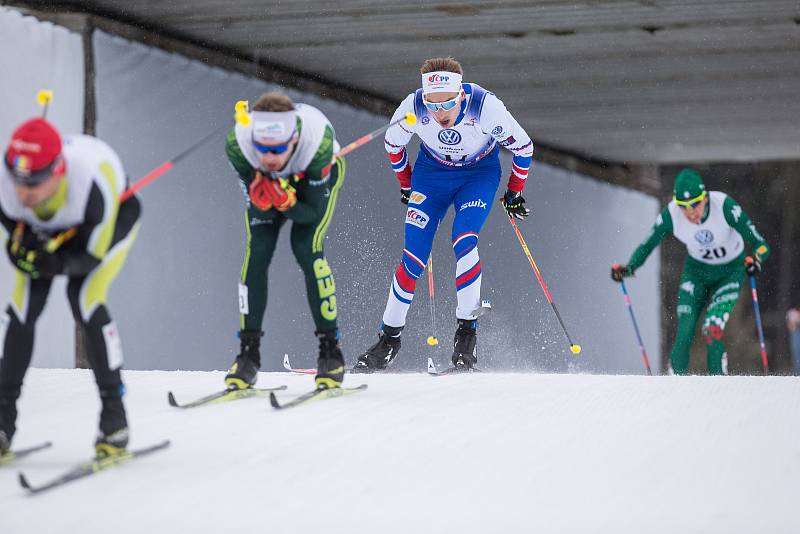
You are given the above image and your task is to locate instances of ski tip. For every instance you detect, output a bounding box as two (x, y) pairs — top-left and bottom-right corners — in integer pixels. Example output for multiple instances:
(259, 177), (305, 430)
(427, 357), (438, 375)
(283, 353), (291, 370)
(18, 472), (34, 491)
(167, 391), (179, 408)
(269, 391), (282, 409)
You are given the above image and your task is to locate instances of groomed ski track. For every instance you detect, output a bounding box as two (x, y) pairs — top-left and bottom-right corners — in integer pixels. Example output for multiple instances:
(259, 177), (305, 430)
(2, 368), (798, 534)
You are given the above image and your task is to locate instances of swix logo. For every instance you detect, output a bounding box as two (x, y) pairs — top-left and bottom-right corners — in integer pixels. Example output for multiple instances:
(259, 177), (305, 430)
(438, 129), (461, 145)
(459, 199), (487, 211)
(427, 74), (450, 83)
(10, 140), (41, 153)
(406, 208), (430, 229)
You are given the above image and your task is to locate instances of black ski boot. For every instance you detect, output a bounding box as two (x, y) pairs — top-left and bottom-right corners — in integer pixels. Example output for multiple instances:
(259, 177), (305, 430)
(95, 388), (129, 458)
(451, 319), (478, 369)
(315, 330), (345, 389)
(0, 393), (18, 454)
(225, 330), (262, 389)
(353, 325), (402, 372)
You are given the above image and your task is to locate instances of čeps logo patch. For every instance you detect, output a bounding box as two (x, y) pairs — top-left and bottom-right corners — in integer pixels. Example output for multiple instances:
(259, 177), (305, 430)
(406, 208), (430, 229)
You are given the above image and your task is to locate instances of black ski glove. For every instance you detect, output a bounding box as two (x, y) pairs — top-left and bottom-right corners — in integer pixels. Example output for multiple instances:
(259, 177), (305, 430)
(745, 256), (761, 276)
(400, 188), (411, 205)
(7, 239), (64, 279)
(610, 263), (633, 283)
(502, 189), (530, 219)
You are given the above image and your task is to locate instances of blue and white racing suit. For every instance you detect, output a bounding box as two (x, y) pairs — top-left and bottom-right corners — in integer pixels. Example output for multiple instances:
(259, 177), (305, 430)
(382, 83), (533, 326)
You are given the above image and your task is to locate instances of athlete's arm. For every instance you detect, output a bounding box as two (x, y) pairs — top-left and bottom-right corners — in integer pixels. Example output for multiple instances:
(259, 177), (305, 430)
(723, 195), (770, 262)
(481, 93), (534, 193)
(628, 206), (673, 272)
(384, 94), (416, 189)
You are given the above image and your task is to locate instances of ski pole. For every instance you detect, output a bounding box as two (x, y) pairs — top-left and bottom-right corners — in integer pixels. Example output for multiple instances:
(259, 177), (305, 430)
(613, 264), (652, 375)
(745, 256), (769, 375)
(36, 90), (53, 119)
(335, 112), (417, 158)
(426, 255), (439, 347)
(505, 212), (581, 354)
(119, 126), (225, 203)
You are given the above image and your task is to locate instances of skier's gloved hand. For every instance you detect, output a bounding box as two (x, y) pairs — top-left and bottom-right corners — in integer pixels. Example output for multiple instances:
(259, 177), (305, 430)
(745, 256), (761, 276)
(400, 188), (411, 205)
(610, 263), (633, 283)
(6, 239), (64, 279)
(248, 172), (273, 211)
(502, 189), (530, 219)
(261, 176), (297, 212)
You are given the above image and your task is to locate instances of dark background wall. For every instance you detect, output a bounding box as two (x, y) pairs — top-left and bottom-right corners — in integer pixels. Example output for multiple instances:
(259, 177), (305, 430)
(658, 162), (799, 374)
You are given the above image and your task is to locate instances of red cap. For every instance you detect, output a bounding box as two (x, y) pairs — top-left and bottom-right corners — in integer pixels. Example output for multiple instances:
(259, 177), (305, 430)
(4, 118), (62, 185)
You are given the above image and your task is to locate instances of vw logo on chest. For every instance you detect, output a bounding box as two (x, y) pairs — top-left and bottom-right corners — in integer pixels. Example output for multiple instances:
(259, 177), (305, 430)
(694, 229), (715, 244)
(438, 129), (462, 145)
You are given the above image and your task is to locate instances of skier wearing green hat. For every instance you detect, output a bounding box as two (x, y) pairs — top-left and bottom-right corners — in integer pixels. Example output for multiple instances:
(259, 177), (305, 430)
(611, 168), (770, 375)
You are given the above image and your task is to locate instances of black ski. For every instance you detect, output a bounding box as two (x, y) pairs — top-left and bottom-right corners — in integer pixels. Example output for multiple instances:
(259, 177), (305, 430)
(427, 357), (483, 376)
(18, 440), (170, 494)
(269, 384), (368, 410)
(167, 385), (287, 409)
(0, 441), (53, 466)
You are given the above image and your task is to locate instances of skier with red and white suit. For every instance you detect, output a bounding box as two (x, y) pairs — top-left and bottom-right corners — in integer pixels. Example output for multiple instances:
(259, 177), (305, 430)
(355, 57), (534, 372)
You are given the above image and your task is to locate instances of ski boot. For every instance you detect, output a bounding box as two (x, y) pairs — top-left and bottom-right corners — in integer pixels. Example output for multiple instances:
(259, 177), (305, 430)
(95, 388), (129, 458)
(315, 330), (346, 389)
(225, 330), (262, 389)
(0, 393), (18, 454)
(353, 325), (402, 372)
(451, 319), (478, 370)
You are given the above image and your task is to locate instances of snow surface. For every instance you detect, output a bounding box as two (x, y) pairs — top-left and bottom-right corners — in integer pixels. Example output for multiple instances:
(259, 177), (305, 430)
(2, 368), (799, 534)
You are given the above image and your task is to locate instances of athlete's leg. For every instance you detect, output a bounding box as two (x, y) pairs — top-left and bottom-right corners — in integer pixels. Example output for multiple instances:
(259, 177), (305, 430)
(289, 157), (346, 334)
(239, 212), (285, 333)
(0, 273), (53, 445)
(66, 197), (140, 451)
(670, 264), (708, 374)
(450, 172), (500, 320)
(289, 157), (347, 387)
(381, 174), (452, 328)
(702, 270), (744, 375)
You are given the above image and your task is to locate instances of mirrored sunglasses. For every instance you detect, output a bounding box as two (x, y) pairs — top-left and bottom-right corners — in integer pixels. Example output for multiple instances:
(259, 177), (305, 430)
(253, 141), (291, 155)
(674, 193), (706, 209)
(422, 94), (461, 112)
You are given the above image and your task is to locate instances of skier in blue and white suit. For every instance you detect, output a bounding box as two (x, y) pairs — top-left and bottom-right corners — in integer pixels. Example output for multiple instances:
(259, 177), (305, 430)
(355, 57), (533, 372)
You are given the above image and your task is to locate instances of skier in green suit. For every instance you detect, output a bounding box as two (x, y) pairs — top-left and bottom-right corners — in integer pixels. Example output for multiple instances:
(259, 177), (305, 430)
(612, 168), (770, 374)
(223, 92), (346, 390)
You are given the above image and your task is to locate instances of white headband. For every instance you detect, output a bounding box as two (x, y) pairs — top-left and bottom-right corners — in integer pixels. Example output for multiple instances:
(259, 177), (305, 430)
(251, 110), (296, 145)
(422, 71), (462, 94)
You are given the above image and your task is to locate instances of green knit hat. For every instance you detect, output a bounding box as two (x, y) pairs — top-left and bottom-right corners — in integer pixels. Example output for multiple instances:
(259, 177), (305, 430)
(673, 168), (706, 205)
